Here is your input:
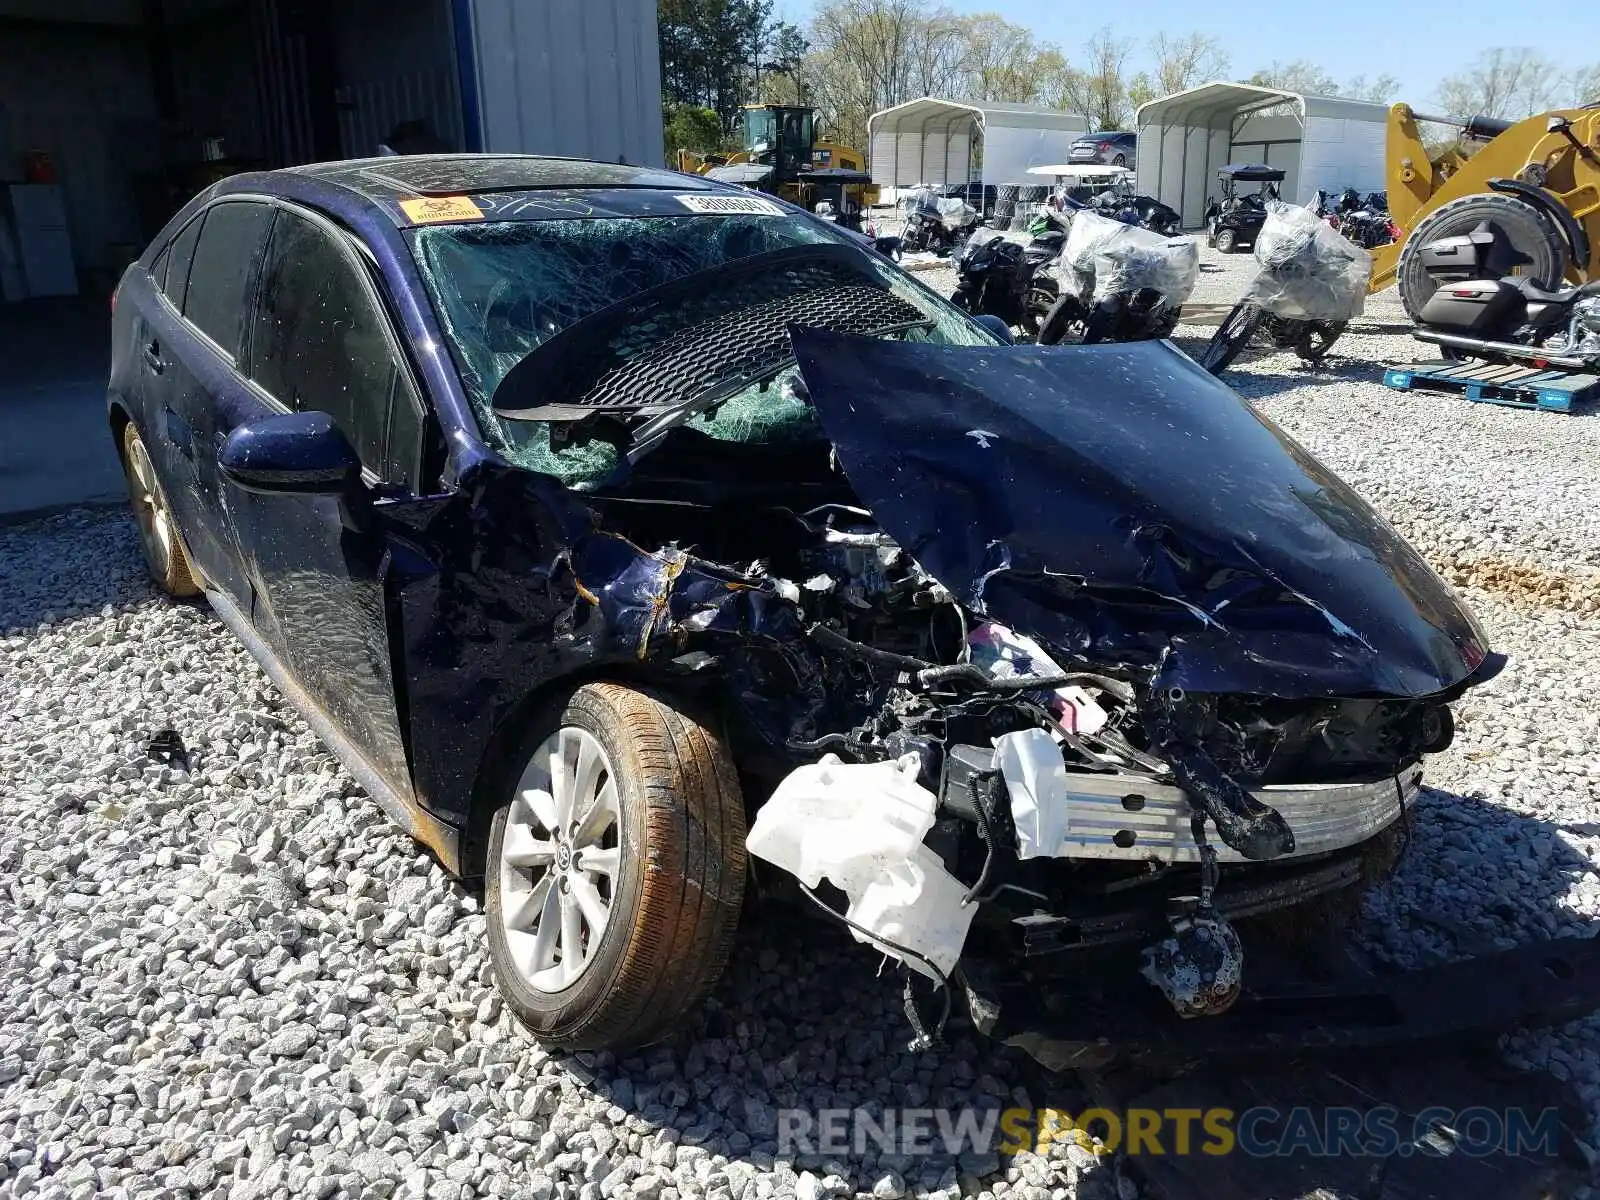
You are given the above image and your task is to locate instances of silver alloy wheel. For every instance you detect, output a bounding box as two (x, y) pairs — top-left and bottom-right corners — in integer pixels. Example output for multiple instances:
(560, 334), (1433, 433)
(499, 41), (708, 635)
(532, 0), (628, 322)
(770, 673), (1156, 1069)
(127, 434), (175, 577)
(497, 726), (621, 992)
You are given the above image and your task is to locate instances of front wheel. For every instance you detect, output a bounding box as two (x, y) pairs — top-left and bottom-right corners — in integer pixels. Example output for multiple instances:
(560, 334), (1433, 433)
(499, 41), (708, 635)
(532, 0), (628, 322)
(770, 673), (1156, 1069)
(484, 682), (746, 1050)
(1213, 227), (1238, 254)
(1036, 293), (1087, 345)
(1024, 278), (1058, 337)
(1197, 301), (1265, 374)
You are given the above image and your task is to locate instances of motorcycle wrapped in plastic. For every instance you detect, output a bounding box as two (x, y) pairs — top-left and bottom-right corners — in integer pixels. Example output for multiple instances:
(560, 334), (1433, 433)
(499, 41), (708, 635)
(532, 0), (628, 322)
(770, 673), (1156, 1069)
(1200, 202), (1372, 373)
(1242, 201), (1373, 321)
(1039, 210), (1200, 345)
(900, 187), (977, 255)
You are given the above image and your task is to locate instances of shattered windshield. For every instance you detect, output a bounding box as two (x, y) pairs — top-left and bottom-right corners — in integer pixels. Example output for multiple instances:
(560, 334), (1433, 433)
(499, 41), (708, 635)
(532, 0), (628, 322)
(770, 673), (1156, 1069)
(410, 214), (996, 487)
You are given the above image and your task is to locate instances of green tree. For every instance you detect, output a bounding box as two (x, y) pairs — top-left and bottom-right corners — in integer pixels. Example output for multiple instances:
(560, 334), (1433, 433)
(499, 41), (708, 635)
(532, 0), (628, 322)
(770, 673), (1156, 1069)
(1148, 32), (1228, 97)
(664, 104), (724, 158)
(1044, 27), (1134, 129)
(1247, 59), (1340, 95)
(658, 0), (778, 130)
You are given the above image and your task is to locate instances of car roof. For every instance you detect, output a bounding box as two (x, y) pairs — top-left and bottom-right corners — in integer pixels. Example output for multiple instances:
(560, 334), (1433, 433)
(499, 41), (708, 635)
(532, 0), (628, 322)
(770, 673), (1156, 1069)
(241, 154), (767, 229)
(291, 154), (715, 198)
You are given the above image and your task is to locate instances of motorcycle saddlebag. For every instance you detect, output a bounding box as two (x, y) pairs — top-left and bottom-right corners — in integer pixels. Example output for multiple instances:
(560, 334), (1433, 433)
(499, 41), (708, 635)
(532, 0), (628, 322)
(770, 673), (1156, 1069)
(1417, 232), (1486, 282)
(1417, 279), (1523, 333)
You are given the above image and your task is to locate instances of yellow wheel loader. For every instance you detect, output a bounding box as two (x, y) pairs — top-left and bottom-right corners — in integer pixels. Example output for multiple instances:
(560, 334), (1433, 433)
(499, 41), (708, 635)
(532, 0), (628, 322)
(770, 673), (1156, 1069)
(1377, 105), (1600, 314)
(674, 105), (880, 212)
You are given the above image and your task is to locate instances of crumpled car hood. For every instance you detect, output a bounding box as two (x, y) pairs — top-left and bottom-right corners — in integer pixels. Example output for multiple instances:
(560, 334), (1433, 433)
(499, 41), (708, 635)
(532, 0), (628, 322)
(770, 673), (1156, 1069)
(791, 328), (1489, 699)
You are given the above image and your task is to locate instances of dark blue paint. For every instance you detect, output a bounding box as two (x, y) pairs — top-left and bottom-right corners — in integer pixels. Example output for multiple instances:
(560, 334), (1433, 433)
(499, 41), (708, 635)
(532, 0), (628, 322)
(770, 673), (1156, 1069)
(116, 161), (803, 850)
(111, 156), (1497, 880)
(219, 411), (362, 494)
(791, 328), (1490, 701)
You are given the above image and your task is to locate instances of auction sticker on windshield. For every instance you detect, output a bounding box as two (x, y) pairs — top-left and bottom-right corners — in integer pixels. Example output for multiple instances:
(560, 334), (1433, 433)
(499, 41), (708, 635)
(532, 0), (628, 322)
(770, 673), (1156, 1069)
(399, 195), (485, 224)
(676, 194), (786, 216)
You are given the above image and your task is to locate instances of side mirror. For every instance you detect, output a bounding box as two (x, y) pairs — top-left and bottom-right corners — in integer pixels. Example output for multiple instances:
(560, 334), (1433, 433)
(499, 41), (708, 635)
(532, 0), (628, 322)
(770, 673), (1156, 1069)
(1548, 115), (1573, 134)
(973, 313), (1015, 344)
(219, 411), (361, 495)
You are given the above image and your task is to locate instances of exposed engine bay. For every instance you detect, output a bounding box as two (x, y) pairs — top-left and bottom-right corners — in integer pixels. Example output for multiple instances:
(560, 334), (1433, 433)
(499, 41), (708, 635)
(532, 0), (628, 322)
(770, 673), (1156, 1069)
(559, 328), (1500, 1042)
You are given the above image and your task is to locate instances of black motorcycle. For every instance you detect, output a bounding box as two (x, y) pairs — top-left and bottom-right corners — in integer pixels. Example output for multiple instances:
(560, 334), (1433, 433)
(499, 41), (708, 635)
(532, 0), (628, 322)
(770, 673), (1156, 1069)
(1090, 185), (1182, 235)
(1409, 219), (1600, 370)
(1336, 208), (1398, 250)
(1320, 188), (1397, 250)
(949, 225), (1062, 336)
(1199, 202), (1371, 373)
(1132, 194), (1183, 236)
(901, 188), (976, 256)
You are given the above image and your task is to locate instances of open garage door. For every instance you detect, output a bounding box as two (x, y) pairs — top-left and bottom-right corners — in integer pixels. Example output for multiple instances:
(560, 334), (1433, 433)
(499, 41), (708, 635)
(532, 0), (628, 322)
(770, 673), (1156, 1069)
(0, 0), (466, 295)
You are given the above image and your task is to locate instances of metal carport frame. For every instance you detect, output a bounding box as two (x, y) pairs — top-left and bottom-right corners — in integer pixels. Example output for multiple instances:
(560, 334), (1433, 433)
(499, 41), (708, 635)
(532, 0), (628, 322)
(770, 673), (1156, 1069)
(1135, 82), (1389, 228)
(867, 98), (1087, 192)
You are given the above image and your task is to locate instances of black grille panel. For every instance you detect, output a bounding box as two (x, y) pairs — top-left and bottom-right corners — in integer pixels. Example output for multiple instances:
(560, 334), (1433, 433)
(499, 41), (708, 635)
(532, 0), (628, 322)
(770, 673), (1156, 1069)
(499, 258), (926, 420)
(580, 281), (924, 414)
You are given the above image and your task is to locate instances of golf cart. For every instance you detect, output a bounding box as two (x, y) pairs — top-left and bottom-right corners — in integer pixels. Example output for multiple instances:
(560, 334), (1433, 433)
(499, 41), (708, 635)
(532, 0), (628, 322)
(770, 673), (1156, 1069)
(797, 166), (874, 231)
(1205, 164), (1285, 253)
(1026, 165), (1181, 234)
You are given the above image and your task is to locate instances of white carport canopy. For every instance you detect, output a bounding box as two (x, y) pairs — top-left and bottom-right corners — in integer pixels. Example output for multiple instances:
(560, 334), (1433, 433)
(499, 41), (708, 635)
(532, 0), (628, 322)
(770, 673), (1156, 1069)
(868, 98), (1087, 191)
(1135, 82), (1389, 228)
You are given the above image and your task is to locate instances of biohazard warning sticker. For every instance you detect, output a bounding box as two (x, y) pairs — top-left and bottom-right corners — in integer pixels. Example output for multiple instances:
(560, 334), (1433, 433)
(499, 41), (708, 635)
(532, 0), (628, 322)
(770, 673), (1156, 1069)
(399, 195), (485, 224)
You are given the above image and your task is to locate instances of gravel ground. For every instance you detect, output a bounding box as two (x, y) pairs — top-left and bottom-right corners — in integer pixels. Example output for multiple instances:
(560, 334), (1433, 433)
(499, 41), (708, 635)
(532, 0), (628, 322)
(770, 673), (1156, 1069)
(5, 246), (1600, 1199)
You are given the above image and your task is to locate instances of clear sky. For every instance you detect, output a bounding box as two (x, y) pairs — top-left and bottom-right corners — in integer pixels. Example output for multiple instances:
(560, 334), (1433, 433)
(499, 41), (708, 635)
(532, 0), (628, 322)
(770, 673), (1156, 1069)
(774, 0), (1597, 104)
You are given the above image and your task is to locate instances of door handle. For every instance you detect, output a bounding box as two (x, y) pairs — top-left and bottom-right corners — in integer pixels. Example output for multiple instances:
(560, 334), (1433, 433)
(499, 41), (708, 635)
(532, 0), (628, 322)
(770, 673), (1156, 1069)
(142, 338), (165, 374)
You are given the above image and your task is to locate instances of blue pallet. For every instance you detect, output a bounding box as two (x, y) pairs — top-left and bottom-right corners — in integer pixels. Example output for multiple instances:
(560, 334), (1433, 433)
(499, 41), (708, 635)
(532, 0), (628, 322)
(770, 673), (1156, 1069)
(1382, 358), (1600, 413)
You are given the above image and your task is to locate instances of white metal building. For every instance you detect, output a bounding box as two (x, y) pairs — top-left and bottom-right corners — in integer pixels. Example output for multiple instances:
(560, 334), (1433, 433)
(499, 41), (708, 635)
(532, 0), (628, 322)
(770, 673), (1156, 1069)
(1134, 83), (1389, 229)
(867, 98), (1086, 191)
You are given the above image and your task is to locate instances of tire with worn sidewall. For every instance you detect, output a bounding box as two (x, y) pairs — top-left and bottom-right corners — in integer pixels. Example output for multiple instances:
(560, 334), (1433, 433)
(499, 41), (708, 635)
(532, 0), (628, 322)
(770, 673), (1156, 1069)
(1396, 192), (1567, 319)
(484, 681), (746, 1051)
(1024, 277), (1057, 337)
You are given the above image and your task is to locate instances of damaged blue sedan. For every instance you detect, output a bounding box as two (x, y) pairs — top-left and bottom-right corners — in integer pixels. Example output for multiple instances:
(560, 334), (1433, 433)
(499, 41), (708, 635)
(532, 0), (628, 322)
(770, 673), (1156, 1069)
(109, 155), (1519, 1063)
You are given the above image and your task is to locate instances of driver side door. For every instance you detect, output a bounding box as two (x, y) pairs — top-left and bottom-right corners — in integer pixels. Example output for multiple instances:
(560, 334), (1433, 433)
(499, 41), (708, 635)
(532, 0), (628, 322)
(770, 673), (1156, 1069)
(222, 204), (430, 800)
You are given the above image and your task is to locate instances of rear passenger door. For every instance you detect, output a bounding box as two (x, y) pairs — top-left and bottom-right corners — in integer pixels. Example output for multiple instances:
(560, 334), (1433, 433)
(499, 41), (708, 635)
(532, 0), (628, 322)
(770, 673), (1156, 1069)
(136, 212), (220, 587)
(222, 204), (428, 799)
(147, 201), (276, 606)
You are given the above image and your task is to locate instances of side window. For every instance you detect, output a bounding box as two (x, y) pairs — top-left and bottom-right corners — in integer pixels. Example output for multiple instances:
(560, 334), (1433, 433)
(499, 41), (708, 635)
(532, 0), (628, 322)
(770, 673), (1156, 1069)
(250, 209), (424, 486)
(183, 202), (275, 359)
(160, 216), (203, 312)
